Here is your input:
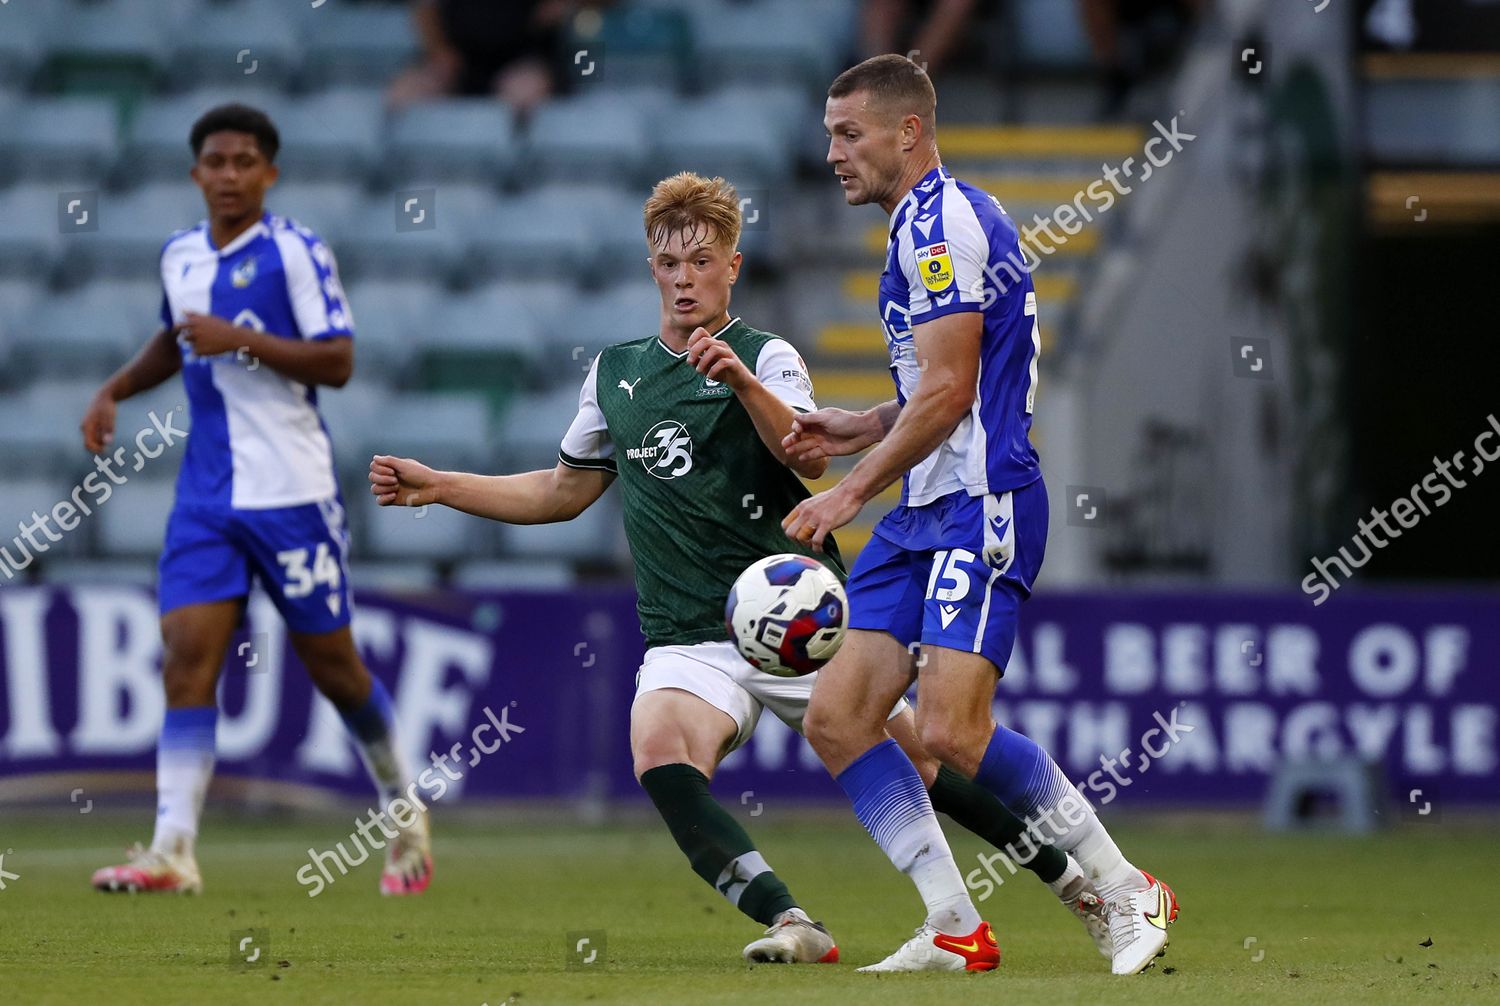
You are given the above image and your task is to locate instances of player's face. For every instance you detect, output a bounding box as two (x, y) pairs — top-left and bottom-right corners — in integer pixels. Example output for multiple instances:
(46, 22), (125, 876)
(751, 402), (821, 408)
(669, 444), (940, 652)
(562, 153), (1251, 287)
(190, 131), (277, 225)
(825, 92), (906, 209)
(648, 226), (741, 336)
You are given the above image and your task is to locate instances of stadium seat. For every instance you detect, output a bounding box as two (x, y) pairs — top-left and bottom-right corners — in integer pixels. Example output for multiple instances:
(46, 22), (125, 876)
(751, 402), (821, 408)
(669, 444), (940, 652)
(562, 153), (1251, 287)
(12, 281), (163, 379)
(267, 182), (361, 245)
(384, 100), (518, 186)
(123, 88), (288, 183)
(339, 278), (434, 376)
(689, 0), (847, 89)
(297, 4), (420, 89)
(38, 0), (181, 92)
(347, 559), (441, 592)
(0, 97), (120, 185)
(537, 282), (662, 373)
(37, 558), (160, 588)
(0, 185), (65, 279)
(1013, 0), (1094, 69)
(420, 283), (547, 408)
(495, 385), (594, 472)
(566, 5), (694, 90)
(274, 89), (387, 183)
(0, 15), (47, 88)
(646, 90), (792, 190)
(463, 186), (616, 285)
(354, 484), (493, 562)
(336, 185), (492, 282)
(0, 476), (91, 560)
(347, 390), (493, 472)
(523, 93), (652, 187)
(94, 477), (177, 558)
(58, 184), (205, 281)
(498, 492), (622, 564)
(166, 4), (302, 89)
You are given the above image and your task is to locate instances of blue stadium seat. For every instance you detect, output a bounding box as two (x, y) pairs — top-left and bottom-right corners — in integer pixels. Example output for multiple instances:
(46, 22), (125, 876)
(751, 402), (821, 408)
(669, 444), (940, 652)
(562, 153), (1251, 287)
(385, 99), (517, 186)
(274, 89), (387, 183)
(298, 4), (420, 89)
(495, 385), (594, 471)
(524, 93), (652, 186)
(0, 185), (65, 278)
(123, 88), (288, 182)
(347, 390), (493, 471)
(167, 4), (302, 88)
(59, 183), (205, 281)
(428, 283), (545, 364)
(13, 281), (162, 378)
(0, 97), (120, 184)
(689, 0), (847, 88)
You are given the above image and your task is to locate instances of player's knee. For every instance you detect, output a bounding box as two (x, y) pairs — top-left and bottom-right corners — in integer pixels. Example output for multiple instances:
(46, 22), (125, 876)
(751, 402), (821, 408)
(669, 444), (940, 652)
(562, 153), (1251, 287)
(159, 649), (217, 705)
(917, 715), (986, 775)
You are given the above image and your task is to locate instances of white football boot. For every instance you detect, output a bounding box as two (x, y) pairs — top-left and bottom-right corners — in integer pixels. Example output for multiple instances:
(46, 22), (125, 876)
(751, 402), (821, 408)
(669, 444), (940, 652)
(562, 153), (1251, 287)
(856, 920), (1000, 972)
(380, 804), (432, 895)
(1107, 871), (1179, 974)
(742, 908), (839, 963)
(92, 839), (202, 894)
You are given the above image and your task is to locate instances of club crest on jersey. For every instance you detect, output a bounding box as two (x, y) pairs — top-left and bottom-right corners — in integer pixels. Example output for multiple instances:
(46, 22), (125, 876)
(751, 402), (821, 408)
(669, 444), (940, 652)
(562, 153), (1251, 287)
(696, 375), (730, 397)
(231, 255), (258, 288)
(915, 243), (954, 292)
(626, 420), (694, 479)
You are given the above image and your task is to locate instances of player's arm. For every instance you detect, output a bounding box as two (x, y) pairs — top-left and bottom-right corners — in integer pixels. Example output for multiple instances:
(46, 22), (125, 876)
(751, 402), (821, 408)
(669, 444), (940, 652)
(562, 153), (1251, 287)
(176, 314), (354, 388)
(782, 399), (903, 464)
(370, 457), (613, 523)
(687, 327), (827, 479)
(839, 312), (979, 500)
(781, 312), (979, 549)
(81, 326), (182, 453)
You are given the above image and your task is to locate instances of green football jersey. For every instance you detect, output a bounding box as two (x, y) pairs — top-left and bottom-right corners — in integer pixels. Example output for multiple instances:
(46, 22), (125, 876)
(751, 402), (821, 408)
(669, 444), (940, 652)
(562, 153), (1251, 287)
(558, 317), (845, 649)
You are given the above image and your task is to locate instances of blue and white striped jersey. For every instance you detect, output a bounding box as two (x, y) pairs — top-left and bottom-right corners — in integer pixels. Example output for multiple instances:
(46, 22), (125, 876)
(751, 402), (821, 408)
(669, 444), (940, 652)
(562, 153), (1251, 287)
(878, 164), (1042, 506)
(159, 212), (353, 509)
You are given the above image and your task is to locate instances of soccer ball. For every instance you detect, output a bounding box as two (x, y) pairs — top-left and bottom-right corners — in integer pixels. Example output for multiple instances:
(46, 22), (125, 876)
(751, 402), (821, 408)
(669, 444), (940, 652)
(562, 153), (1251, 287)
(725, 554), (848, 677)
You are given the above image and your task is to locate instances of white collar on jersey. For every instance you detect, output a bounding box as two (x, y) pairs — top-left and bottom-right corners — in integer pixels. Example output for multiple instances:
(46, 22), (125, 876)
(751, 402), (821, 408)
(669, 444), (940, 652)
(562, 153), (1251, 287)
(655, 315), (741, 358)
(208, 212), (272, 256)
(888, 164), (953, 238)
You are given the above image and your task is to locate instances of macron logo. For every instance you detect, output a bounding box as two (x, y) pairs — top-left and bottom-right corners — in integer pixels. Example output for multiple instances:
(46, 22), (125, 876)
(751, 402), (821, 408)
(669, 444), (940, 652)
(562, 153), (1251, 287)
(938, 603), (961, 629)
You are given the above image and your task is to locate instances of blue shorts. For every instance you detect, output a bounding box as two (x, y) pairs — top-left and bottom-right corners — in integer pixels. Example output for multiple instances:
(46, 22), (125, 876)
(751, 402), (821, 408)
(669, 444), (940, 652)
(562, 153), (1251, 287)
(846, 478), (1047, 674)
(158, 497), (354, 635)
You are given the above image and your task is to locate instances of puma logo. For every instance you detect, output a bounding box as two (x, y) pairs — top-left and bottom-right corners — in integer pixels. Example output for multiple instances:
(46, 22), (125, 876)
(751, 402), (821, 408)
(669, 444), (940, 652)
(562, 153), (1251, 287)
(618, 378), (641, 399)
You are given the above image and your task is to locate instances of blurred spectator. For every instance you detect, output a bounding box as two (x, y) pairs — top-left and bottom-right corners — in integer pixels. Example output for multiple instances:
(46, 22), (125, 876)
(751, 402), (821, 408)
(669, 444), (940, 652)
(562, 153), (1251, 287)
(1079, 0), (1204, 117)
(387, 0), (577, 118)
(860, 0), (983, 78)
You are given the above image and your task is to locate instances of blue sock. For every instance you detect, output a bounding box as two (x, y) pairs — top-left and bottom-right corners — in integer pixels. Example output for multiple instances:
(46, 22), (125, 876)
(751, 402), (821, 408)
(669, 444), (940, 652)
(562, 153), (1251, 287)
(152, 706), (218, 853)
(836, 739), (978, 933)
(338, 678), (407, 808)
(973, 724), (1143, 901)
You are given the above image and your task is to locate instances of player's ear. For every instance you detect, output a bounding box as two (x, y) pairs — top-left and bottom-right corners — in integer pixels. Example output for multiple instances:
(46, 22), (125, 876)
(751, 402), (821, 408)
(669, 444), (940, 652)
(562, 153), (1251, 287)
(264, 162), (280, 188)
(729, 250), (742, 282)
(902, 113), (921, 152)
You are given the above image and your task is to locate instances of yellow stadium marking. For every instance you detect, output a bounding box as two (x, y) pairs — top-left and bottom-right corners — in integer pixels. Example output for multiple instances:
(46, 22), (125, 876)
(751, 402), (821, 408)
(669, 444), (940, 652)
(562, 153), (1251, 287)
(940, 125), (1144, 159)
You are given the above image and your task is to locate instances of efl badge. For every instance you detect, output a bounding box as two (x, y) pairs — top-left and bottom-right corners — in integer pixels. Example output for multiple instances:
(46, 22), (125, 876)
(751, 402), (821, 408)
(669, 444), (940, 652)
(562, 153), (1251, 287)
(915, 242), (954, 292)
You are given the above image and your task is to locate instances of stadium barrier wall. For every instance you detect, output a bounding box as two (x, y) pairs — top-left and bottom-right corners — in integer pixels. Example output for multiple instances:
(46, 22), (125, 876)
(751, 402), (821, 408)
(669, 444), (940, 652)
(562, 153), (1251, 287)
(0, 586), (1494, 808)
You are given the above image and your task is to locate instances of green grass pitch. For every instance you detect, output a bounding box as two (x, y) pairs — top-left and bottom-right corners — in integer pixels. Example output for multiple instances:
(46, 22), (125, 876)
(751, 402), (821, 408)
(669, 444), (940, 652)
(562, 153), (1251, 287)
(1, 809), (1496, 1005)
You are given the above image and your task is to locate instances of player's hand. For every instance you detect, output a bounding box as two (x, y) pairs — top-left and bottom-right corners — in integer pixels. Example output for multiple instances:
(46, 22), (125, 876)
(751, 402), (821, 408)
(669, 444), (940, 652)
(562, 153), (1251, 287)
(80, 391), (116, 454)
(175, 312), (250, 360)
(781, 408), (879, 463)
(686, 326), (752, 391)
(781, 482), (864, 553)
(369, 455), (442, 508)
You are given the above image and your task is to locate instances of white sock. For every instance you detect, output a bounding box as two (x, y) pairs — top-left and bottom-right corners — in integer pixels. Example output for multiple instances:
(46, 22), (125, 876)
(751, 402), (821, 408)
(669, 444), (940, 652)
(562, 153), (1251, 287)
(150, 707), (217, 855)
(1046, 854), (1087, 900)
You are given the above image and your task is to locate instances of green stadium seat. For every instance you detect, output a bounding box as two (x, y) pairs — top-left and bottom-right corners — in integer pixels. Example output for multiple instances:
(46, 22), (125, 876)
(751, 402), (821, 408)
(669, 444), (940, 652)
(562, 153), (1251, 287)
(340, 278), (432, 375)
(420, 283), (547, 411)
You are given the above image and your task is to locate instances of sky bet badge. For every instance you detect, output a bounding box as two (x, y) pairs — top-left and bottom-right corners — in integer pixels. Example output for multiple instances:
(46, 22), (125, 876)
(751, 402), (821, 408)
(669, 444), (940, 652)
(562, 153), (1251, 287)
(916, 242), (954, 292)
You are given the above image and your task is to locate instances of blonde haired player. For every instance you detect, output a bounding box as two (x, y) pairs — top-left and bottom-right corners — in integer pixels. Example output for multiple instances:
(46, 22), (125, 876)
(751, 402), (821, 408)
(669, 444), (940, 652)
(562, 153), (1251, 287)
(371, 172), (1108, 964)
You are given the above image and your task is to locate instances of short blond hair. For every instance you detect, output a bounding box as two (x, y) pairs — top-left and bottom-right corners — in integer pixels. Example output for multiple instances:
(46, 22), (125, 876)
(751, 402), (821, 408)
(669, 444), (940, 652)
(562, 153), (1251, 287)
(643, 172), (742, 253)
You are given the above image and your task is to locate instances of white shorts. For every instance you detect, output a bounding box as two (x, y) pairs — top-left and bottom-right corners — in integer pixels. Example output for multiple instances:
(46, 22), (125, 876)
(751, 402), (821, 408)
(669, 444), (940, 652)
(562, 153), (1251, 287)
(634, 639), (909, 753)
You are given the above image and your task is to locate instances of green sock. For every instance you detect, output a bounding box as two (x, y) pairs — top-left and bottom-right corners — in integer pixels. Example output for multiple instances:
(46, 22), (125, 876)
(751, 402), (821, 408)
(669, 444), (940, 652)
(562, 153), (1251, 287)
(639, 763), (798, 925)
(929, 764), (1068, 883)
